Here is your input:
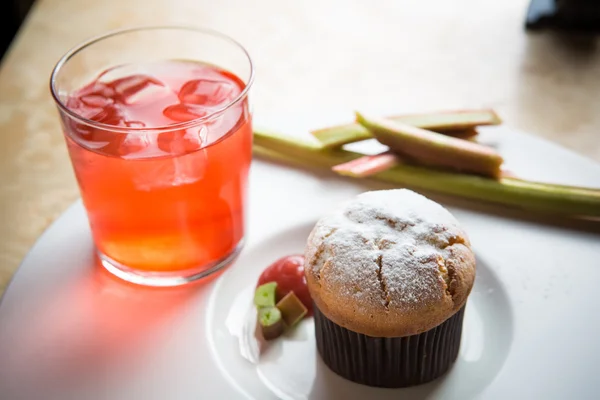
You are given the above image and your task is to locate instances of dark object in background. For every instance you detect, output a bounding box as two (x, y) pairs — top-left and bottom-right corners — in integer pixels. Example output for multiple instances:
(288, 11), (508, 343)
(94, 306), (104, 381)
(526, 0), (600, 32)
(1, 0), (35, 60)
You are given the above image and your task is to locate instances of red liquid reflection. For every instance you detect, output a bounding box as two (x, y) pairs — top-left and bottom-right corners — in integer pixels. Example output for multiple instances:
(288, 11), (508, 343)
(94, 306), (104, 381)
(0, 257), (219, 396)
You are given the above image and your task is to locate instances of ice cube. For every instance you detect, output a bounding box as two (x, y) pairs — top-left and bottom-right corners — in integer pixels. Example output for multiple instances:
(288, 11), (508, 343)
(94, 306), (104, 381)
(110, 74), (167, 104)
(64, 97), (126, 153)
(178, 79), (236, 107)
(66, 95), (125, 126)
(202, 103), (245, 146)
(94, 105), (127, 126)
(117, 133), (152, 158)
(157, 128), (204, 156)
(80, 94), (114, 108)
(66, 96), (104, 121)
(130, 150), (207, 191)
(92, 82), (116, 98)
(64, 121), (112, 151)
(163, 104), (208, 122)
(171, 151), (206, 186)
(77, 81), (116, 99)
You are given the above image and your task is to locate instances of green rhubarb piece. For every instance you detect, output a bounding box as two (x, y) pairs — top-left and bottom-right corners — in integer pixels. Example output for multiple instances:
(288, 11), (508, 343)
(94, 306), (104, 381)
(392, 109), (501, 130)
(311, 109), (500, 149)
(355, 112), (504, 178)
(258, 306), (284, 340)
(252, 129), (600, 217)
(254, 282), (278, 308)
(276, 291), (308, 328)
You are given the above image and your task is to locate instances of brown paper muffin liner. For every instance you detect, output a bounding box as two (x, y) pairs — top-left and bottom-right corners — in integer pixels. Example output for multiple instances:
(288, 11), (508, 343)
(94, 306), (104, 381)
(314, 305), (465, 388)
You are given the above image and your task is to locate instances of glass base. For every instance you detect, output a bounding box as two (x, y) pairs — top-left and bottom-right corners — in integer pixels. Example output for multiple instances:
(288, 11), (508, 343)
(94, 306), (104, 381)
(98, 239), (244, 287)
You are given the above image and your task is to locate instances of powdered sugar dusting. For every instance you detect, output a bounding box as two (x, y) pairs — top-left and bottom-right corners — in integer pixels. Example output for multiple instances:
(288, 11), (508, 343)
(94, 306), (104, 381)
(306, 189), (469, 313)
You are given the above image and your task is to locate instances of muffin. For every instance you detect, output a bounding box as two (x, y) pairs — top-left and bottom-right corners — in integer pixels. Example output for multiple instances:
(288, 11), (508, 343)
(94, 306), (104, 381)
(304, 189), (476, 388)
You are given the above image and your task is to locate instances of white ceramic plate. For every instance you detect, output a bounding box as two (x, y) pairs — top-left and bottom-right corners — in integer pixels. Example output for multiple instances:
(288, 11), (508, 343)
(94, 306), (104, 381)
(1, 116), (599, 400)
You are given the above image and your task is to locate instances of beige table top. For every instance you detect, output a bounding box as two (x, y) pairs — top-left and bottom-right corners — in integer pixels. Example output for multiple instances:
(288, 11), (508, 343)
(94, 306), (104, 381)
(1, 0), (599, 295)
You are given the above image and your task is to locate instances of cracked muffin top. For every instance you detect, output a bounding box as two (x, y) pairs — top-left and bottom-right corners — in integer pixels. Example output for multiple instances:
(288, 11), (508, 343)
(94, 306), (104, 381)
(304, 189), (476, 337)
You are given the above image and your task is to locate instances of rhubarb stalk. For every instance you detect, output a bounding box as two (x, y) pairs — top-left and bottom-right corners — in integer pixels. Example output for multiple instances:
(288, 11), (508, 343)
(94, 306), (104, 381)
(311, 109), (501, 148)
(355, 112), (504, 178)
(253, 129), (600, 217)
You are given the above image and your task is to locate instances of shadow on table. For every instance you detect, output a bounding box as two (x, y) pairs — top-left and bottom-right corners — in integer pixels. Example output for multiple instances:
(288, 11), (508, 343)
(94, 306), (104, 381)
(308, 353), (443, 400)
(258, 157), (600, 235)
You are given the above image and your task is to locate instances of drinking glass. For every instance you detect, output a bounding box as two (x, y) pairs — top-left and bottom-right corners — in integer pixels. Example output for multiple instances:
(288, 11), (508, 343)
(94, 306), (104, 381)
(50, 26), (254, 286)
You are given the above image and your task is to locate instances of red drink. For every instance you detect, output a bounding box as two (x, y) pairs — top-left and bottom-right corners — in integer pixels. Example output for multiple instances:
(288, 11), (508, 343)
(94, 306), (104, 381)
(60, 60), (252, 278)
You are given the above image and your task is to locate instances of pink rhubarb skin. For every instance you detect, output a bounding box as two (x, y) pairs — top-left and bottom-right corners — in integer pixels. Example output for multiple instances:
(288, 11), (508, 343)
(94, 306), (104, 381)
(332, 152), (401, 178)
(333, 153), (518, 179)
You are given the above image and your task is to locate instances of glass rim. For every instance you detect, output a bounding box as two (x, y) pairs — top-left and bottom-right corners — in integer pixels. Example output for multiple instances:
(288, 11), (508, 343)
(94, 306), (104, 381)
(49, 25), (254, 134)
